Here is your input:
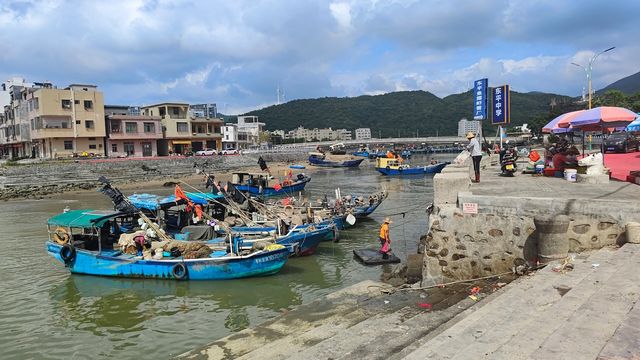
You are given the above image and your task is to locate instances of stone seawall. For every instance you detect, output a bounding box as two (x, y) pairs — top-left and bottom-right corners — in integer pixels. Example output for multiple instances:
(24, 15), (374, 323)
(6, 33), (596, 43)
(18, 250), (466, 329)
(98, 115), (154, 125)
(0, 152), (309, 200)
(420, 160), (640, 284)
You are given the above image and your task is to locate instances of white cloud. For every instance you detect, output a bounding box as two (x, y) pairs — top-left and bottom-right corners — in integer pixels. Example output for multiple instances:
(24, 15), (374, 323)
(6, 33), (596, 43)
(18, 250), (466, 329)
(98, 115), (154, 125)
(330, 2), (352, 28)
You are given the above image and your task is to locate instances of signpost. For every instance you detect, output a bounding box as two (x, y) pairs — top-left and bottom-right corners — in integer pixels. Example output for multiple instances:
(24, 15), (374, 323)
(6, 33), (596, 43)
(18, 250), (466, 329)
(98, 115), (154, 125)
(473, 78), (488, 120)
(491, 85), (510, 125)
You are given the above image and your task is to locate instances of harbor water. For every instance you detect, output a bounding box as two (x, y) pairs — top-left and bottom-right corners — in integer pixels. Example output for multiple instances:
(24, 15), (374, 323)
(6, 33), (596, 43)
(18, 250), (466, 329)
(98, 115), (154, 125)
(0, 154), (452, 359)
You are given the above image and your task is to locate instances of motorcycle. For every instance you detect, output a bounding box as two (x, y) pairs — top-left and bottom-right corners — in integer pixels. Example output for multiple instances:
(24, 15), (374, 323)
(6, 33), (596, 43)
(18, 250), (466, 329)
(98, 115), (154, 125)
(501, 148), (518, 176)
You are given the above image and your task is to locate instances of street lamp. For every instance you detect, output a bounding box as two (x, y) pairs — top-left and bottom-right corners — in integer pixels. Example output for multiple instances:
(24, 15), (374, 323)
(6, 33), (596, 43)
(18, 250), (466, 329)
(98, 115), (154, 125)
(571, 46), (615, 109)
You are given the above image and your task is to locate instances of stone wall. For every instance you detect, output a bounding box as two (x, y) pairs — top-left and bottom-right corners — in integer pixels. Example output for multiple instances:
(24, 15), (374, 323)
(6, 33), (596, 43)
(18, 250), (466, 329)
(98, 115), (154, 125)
(420, 204), (627, 284)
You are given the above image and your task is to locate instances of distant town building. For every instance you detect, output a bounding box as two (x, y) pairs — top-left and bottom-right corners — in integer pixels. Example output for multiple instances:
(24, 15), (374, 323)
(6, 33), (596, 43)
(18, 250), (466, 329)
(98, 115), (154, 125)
(189, 103), (217, 119)
(0, 77), (32, 159)
(458, 118), (481, 137)
(105, 105), (162, 157)
(355, 128), (371, 140)
(285, 126), (352, 142)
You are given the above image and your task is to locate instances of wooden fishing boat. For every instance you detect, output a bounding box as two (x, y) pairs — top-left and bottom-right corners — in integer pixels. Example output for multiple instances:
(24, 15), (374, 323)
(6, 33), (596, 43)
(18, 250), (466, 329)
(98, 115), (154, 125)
(232, 172), (310, 196)
(375, 157), (449, 175)
(45, 209), (289, 280)
(308, 153), (364, 168)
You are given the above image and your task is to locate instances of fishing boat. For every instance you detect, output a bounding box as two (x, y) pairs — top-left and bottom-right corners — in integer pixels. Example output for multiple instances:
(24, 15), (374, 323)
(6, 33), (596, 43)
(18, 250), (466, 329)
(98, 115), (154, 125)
(45, 209), (289, 280)
(401, 149), (412, 158)
(353, 146), (370, 157)
(308, 152), (364, 168)
(375, 157), (448, 175)
(231, 172), (310, 196)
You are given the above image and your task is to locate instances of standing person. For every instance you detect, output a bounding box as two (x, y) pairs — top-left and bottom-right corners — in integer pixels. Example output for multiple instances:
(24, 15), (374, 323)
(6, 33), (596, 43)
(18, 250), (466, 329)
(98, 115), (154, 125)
(466, 132), (482, 183)
(379, 217), (392, 259)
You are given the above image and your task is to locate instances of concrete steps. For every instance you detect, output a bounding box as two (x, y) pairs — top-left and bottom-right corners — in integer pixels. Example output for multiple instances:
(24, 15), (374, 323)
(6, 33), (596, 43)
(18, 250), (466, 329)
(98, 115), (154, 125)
(402, 244), (640, 360)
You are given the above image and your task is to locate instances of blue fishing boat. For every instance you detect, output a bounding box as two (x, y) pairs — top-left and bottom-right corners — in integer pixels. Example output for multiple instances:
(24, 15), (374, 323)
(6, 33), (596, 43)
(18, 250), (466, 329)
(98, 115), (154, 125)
(232, 172), (310, 196)
(401, 150), (412, 158)
(289, 164), (306, 169)
(375, 157), (449, 175)
(308, 153), (364, 168)
(45, 209), (289, 280)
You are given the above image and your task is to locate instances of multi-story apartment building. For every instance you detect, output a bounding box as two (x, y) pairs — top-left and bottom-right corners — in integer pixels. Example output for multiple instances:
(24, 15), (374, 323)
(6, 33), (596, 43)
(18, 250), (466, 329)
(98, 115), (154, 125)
(355, 128), (372, 140)
(26, 83), (106, 158)
(286, 126), (352, 142)
(1, 78), (32, 159)
(237, 115), (264, 147)
(105, 105), (163, 157)
(189, 105), (223, 152)
(457, 118), (481, 137)
(141, 102), (222, 155)
(222, 124), (239, 150)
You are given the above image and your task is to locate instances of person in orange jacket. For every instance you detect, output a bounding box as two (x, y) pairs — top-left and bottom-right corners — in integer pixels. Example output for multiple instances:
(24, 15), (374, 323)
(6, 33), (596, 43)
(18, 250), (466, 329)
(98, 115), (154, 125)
(379, 217), (392, 259)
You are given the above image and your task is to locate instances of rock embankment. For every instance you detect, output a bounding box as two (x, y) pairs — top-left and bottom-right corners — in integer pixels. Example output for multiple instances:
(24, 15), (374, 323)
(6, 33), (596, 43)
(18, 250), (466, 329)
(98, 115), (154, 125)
(0, 153), (307, 200)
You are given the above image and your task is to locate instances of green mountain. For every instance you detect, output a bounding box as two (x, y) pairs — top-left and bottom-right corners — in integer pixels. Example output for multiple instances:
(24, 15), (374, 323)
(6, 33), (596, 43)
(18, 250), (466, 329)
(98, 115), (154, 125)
(244, 90), (572, 137)
(597, 70), (640, 95)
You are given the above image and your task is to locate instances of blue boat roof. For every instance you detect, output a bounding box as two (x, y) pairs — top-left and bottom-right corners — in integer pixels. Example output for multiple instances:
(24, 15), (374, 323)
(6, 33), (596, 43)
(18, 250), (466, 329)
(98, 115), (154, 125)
(128, 192), (223, 210)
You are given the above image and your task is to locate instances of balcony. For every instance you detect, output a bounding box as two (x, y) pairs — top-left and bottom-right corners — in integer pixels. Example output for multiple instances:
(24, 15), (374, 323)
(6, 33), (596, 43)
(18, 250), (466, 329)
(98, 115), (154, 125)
(191, 132), (222, 138)
(109, 130), (163, 140)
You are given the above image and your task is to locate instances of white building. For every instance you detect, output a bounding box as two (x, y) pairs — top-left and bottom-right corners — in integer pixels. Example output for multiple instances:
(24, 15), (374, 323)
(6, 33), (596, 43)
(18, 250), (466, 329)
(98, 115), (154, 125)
(221, 124), (238, 150)
(458, 118), (481, 137)
(355, 128), (371, 140)
(237, 115), (264, 147)
(286, 126), (352, 142)
(335, 128), (352, 141)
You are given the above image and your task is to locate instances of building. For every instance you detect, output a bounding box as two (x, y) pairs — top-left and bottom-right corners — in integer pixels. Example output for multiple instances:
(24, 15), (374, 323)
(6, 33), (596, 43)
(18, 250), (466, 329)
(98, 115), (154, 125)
(189, 103), (217, 119)
(237, 115), (264, 148)
(27, 83), (106, 158)
(141, 103), (191, 155)
(105, 105), (163, 157)
(457, 118), (481, 137)
(1, 78), (32, 159)
(189, 105), (223, 152)
(222, 124), (238, 150)
(355, 128), (372, 140)
(285, 126), (352, 142)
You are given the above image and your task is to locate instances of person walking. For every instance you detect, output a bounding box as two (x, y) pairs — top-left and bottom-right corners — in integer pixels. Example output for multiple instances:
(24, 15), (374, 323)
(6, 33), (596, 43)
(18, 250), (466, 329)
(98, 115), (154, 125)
(379, 217), (392, 259)
(466, 132), (482, 183)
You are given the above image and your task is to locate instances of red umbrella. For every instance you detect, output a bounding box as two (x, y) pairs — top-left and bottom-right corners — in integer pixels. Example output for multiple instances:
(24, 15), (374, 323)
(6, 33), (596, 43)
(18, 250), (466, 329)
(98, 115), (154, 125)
(544, 110), (585, 133)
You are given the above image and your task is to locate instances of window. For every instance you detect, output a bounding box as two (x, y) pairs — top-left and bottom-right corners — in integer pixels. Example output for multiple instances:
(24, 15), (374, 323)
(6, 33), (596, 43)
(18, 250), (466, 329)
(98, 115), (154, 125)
(125, 122), (137, 133)
(74, 100), (80, 104)
(143, 122), (155, 133)
(84, 100), (93, 110)
(34, 98), (39, 109)
(76, 120), (81, 124)
(177, 122), (188, 132)
(89, 144), (97, 150)
(62, 100), (71, 109)
(111, 143), (118, 153)
(88, 137), (96, 140)
(124, 142), (135, 155)
(85, 120), (94, 129)
(64, 140), (73, 150)
(172, 107), (179, 116)
(159, 108), (166, 117)
(110, 121), (121, 133)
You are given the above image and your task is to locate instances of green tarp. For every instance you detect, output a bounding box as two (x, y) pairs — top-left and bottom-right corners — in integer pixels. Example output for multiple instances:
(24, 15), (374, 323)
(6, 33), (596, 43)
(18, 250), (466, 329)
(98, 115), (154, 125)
(47, 209), (121, 228)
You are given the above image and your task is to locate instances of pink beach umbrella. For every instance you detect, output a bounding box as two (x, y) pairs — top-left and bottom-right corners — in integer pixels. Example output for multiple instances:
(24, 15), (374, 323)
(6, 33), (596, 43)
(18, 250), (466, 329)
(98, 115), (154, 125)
(568, 106), (638, 131)
(543, 110), (585, 133)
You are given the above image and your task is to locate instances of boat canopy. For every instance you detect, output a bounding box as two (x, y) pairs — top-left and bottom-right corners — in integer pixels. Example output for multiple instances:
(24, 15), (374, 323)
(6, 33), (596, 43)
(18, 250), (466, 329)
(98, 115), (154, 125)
(128, 192), (223, 210)
(47, 209), (122, 228)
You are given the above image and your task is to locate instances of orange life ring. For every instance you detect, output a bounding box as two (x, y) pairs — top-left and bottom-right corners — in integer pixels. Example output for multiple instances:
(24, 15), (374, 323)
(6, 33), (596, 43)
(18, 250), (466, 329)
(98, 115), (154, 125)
(52, 227), (70, 245)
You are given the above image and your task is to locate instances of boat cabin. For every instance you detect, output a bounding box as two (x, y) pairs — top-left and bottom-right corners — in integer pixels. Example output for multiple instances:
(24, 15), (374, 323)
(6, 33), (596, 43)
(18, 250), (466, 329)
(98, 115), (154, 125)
(376, 157), (401, 169)
(47, 209), (136, 252)
(232, 172), (270, 187)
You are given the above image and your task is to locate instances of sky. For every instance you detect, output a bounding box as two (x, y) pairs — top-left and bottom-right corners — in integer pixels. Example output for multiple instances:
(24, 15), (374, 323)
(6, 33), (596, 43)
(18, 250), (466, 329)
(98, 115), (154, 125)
(1, 0), (639, 114)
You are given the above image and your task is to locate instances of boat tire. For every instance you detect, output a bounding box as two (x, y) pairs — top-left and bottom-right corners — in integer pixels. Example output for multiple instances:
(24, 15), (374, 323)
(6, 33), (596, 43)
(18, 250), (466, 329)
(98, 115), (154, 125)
(172, 263), (188, 280)
(60, 244), (76, 263)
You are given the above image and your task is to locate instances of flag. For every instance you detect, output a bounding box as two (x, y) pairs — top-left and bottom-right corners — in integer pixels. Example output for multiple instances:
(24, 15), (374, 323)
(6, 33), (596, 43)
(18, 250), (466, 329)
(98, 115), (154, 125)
(175, 185), (188, 201)
(273, 183), (282, 191)
(97, 177), (138, 213)
(226, 182), (246, 204)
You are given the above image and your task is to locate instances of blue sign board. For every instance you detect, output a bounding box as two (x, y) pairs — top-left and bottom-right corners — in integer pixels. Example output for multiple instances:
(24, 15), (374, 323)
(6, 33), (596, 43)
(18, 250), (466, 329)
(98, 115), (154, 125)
(492, 85), (510, 125)
(472, 78), (488, 120)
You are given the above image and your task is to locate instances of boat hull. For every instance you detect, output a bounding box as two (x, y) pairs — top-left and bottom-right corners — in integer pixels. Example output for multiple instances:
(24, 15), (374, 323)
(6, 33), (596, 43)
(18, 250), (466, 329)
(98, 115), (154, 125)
(353, 151), (369, 157)
(308, 157), (364, 168)
(235, 177), (310, 196)
(376, 162), (448, 175)
(46, 241), (289, 280)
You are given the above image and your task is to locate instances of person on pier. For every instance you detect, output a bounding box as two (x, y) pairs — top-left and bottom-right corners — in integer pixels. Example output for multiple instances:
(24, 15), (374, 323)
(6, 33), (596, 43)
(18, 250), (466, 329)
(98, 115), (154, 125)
(466, 132), (482, 183)
(379, 217), (392, 259)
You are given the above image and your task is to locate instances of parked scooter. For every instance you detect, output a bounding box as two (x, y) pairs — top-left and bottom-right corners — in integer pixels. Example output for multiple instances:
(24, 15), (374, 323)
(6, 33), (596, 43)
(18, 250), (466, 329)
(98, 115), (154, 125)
(501, 147), (518, 176)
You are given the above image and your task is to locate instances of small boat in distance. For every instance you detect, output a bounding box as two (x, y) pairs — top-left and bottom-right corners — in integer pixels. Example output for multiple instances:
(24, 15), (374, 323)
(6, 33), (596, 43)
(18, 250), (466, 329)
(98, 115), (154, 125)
(329, 143), (347, 155)
(375, 157), (448, 175)
(353, 145), (370, 157)
(308, 152), (364, 168)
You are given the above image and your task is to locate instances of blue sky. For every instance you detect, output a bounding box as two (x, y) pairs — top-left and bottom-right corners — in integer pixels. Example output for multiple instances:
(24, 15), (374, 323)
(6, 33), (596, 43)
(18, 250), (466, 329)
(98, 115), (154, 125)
(1, 0), (639, 114)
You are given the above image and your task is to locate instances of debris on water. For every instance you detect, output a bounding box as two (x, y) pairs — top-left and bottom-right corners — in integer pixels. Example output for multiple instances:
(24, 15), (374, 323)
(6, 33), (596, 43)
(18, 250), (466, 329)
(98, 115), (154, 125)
(554, 284), (572, 296)
(384, 300), (390, 304)
(418, 303), (432, 309)
(419, 294), (427, 298)
(469, 295), (478, 301)
(592, 263), (600, 268)
(470, 286), (481, 295)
